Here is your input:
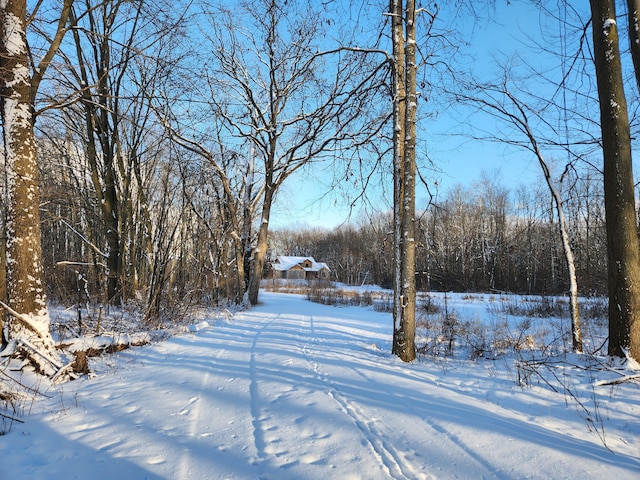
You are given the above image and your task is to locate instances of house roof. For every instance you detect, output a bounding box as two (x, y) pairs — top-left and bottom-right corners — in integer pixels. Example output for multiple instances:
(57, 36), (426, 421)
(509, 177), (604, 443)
(271, 256), (330, 272)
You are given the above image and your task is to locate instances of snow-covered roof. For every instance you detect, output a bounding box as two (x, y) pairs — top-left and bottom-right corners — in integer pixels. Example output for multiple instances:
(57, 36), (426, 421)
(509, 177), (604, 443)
(271, 256), (330, 272)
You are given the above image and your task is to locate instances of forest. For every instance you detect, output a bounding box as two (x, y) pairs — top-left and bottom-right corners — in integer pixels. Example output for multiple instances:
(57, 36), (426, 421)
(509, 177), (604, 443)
(2, 0), (640, 372)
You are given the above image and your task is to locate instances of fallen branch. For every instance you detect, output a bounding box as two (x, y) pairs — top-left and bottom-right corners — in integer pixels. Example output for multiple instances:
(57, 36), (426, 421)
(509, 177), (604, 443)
(594, 374), (640, 387)
(0, 365), (53, 398)
(0, 302), (78, 381)
(16, 339), (78, 382)
(16, 338), (63, 370)
(0, 301), (44, 338)
(50, 361), (78, 384)
(0, 411), (24, 423)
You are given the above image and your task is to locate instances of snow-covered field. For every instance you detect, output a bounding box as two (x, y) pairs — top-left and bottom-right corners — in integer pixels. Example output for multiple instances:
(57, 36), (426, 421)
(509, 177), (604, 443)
(1, 291), (639, 479)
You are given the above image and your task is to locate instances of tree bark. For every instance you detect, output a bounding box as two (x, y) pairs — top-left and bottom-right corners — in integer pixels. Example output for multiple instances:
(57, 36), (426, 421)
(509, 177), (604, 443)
(0, 223), (5, 344)
(590, 0), (640, 360)
(535, 150), (583, 352)
(0, 0), (64, 369)
(627, 0), (640, 93)
(247, 184), (275, 305)
(391, 0), (406, 358)
(391, 0), (416, 362)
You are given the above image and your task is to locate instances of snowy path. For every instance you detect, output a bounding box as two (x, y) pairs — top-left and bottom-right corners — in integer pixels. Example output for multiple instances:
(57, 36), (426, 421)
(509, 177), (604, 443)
(2, 291), (639, 479)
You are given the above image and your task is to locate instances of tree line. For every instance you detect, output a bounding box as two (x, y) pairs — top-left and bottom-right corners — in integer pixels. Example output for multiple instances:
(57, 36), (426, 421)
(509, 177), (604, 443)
(270, 171), (607, 297)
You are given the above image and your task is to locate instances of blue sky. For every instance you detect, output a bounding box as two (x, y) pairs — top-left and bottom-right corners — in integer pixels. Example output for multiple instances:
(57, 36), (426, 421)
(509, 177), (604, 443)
(270, 1), (592, 229)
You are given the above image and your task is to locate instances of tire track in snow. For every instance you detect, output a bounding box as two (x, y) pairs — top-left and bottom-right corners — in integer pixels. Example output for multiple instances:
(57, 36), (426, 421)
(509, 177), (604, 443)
(351, 362), (503, 479)
(175, 331), (227, 480)
(421, 414), (507, 479)
(301, 315), (421, 480)
(248, 315), (277, 465)
(175, 393), (202, 480)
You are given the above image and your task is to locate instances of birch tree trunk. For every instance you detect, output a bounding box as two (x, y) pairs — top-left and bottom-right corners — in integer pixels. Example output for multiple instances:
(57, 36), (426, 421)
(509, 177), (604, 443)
(532, 143), (583, 352)
(590, 0), (640, 360)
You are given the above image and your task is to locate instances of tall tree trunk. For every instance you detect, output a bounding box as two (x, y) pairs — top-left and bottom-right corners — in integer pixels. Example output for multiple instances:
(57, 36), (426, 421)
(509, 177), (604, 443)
(0, 221), (5, 344)
(510, 91), (584, 353)
(391, 0), (407, 358)
(543, 168), (583, 352)
(0, 171), (6, 343)
(103, 155), (122, 305)
(627, 0), (640, 93)
(0, 0), (60, 370)
(70, 11), (123, 306)
(98, 19), (122, 306)
(242, 145), (255, 295)
(248, 185), (275, 306)
(391, 0), (416, 362)
(590, 0), (640, 360)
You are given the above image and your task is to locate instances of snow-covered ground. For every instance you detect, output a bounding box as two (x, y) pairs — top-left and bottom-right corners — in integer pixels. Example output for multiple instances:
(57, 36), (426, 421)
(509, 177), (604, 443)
(1, 291), (639, 479)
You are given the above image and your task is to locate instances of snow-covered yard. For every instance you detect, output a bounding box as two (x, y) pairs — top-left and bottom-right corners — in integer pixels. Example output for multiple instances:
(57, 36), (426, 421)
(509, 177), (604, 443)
(1, 291), (639, 479)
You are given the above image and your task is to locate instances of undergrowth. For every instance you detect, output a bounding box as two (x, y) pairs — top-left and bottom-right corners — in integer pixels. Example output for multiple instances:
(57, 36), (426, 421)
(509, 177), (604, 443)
(0, 298), (221, 433)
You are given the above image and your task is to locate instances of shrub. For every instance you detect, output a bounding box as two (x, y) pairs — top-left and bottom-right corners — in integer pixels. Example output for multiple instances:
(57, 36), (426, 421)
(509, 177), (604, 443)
(497, 296), (568, 318)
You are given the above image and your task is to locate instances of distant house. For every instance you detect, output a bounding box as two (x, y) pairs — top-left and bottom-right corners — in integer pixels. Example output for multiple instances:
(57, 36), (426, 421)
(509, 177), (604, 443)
(270, 256), (331, 280)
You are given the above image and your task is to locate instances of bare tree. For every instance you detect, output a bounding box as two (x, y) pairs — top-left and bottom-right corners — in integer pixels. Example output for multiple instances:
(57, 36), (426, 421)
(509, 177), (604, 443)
(53, 0), (184, 309)
(63, 0), (145, 305)
(455, 79), (584, 352)
(156, 113), (254, 305)
(195, 0), (388, 306)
